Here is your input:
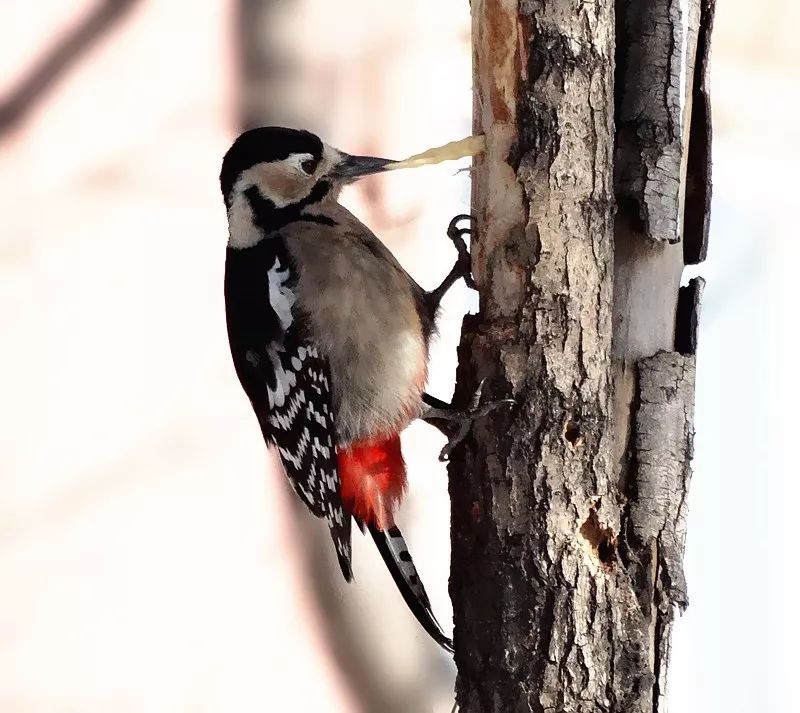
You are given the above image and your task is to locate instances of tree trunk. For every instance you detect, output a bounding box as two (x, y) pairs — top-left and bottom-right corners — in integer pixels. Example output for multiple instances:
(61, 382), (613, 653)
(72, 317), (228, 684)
(450, 1), (714, 711)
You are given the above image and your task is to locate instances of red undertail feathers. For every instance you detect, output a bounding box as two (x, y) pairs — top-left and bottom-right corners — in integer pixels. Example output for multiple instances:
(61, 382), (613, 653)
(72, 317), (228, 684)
(337, 435), (406, 530)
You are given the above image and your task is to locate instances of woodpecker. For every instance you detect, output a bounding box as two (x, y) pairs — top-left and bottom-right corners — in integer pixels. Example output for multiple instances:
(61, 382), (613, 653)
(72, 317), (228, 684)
(221, 127), (505, 652)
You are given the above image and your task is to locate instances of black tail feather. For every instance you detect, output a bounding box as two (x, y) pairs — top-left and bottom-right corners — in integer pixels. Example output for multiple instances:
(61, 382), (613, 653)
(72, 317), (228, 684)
(335, 544), (353, 582)
(369, 524), (453, 653)
(330, 514), (353, 582)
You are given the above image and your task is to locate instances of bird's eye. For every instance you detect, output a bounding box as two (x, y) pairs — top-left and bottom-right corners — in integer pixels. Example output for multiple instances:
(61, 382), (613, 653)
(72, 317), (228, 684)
(300, 158), (318, 174)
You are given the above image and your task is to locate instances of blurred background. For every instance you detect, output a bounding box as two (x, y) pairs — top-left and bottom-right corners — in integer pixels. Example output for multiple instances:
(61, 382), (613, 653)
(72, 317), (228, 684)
(0, 1), (792, 711)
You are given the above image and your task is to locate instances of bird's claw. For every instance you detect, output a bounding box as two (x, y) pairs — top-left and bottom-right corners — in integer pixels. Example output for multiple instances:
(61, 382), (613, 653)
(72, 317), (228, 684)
(423, 379), (515, 462)
(446, 214), (477, 291)
(437, 398), (515, 462)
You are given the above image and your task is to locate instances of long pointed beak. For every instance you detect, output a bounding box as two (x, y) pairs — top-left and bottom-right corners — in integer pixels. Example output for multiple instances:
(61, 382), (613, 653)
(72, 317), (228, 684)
(330, 153), (394, 181)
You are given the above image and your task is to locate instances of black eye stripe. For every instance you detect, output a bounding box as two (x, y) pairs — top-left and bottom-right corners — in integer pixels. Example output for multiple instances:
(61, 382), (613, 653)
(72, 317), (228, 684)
(300, 157), (319, 174)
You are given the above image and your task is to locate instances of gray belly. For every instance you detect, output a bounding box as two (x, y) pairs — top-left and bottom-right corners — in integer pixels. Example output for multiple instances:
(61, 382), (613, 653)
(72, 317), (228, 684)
(288, 230), (427, 444)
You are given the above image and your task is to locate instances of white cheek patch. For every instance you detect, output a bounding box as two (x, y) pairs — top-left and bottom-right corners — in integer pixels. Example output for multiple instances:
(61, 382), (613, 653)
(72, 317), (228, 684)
(227, 193), (263, 249)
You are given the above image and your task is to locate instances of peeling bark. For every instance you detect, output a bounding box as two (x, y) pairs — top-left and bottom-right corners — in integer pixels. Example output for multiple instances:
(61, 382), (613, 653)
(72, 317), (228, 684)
(615, 0), (701, 245)
(451, 1), (712, 711)
(624, 352), (695, 711)
(683, 0), (716, 265)
(675, 276), (705, 355)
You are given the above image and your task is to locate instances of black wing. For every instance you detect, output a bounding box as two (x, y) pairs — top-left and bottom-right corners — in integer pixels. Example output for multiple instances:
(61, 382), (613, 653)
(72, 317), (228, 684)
(225, 238), (352, 579)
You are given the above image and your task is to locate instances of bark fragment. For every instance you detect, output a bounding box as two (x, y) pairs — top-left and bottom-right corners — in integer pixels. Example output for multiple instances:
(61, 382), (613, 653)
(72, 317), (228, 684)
(615, 0), (702, 244)
(675, 276), (705, 355)
(624, 352), (696, 710)
(683, 0), (717, 265)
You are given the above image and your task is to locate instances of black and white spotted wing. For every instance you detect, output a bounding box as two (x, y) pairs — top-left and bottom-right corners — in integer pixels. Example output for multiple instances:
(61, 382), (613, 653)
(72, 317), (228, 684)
(225, 238), (352, 580)
(265, 336), (353, 580)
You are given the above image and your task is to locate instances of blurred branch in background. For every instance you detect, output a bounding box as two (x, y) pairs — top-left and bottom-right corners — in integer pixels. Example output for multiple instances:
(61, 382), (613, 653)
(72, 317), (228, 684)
(235, 3), (376, 710)
(234, 2), (464, 711)
(0, 0), (140, 137)
(237, 0), (290, 129)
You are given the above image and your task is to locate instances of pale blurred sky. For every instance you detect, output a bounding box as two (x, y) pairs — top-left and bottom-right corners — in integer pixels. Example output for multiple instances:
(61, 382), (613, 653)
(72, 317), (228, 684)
(0, 1), (794, 712)
(670, 3), (799, 713)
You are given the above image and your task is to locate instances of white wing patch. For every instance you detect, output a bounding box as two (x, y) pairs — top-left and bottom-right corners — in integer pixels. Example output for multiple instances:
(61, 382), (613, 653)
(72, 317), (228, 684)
(267, 257), (296, 331)
(256, 256), (300, 409)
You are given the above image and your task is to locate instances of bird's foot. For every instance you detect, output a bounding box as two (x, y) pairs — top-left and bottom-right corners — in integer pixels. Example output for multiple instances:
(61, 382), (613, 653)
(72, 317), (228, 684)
(427, 215), (477, 310)
(422, 380), (514, 461)
(445, 213), (476, 291)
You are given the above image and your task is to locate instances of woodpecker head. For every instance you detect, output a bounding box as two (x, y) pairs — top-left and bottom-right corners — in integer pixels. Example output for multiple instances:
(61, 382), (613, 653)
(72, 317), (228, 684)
(219, 127), (391, 212)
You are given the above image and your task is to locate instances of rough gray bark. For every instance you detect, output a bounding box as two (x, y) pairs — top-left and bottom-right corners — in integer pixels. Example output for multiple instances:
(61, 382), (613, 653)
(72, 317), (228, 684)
(450, 1), (714, 711)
